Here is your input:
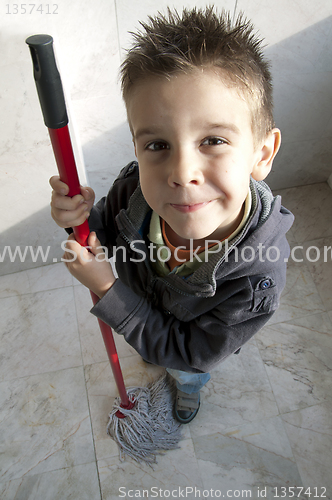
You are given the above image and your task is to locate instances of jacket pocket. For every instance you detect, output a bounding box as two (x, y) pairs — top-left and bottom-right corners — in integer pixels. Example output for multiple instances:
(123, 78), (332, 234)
(250, 275), (279, 314)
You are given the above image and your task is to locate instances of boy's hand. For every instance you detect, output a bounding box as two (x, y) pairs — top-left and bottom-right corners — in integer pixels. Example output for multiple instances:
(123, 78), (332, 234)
(63, 232), (116, 299)
(50, 175), (95, 228)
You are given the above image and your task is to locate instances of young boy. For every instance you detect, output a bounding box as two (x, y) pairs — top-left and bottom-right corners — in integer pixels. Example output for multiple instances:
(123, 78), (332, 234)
(50, 7), (294, 424)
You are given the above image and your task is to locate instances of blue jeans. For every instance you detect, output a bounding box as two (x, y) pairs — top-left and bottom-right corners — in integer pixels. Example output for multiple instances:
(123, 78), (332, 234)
(166, 368), (210, 394)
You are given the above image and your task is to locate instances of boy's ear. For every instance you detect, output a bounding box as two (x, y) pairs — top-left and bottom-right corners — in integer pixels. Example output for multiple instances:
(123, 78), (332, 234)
(251, 128), (281, 181)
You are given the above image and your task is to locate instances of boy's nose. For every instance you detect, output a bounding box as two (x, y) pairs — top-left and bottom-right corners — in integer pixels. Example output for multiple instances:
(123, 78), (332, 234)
(167, 148), (204, 187)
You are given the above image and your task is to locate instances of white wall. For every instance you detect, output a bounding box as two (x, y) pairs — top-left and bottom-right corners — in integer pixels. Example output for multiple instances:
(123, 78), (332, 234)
(1, 0), (332, 274)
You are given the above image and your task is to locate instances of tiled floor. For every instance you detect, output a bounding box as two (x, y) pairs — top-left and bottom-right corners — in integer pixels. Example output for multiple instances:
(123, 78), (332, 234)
(1, 182), (332, 500)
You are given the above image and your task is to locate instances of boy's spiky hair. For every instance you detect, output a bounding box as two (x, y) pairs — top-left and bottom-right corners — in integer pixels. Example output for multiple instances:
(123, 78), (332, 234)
(120, 6), (274, 143)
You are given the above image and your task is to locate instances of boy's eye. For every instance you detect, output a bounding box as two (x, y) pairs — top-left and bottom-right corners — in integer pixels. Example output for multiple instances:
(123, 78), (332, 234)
(146, 141), (170, 151)
(201, 137), (227, 146)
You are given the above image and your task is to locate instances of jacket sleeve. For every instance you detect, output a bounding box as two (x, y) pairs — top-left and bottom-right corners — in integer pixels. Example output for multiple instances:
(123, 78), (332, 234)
(90, 272), (281, 373)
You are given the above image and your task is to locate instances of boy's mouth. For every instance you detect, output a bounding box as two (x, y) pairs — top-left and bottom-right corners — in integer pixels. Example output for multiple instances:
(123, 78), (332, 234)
(170, 201), (210, 213)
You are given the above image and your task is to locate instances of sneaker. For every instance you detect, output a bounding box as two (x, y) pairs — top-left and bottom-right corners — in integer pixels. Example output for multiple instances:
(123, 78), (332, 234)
(174, 389), (200, 424)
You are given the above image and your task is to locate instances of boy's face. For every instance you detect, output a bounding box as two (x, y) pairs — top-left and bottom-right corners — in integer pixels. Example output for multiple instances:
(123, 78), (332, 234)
(127, 69), (273, 246)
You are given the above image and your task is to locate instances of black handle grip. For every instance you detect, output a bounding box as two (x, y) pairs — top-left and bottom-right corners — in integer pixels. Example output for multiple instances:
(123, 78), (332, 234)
(26, 34), (68, 129)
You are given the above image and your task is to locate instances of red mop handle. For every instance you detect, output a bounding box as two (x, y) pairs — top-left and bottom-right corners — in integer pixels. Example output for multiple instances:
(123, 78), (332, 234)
(49, 126), (130, 408)
(48, 126), (90, 246)
(26, 34), (131, 409)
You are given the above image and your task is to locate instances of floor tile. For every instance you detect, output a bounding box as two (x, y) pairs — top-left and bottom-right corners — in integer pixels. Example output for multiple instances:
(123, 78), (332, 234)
(223, 415), (295, 460)
(303, 236), (332, 311)
(194, 431), (304, 500)
(282, 402), (332, 494)
(270, 136), (332, 190)
(0, 287), (82, 381)
(53, 0), (120, 102)
(98, 439), (202, 500)
(275, 183), (332, 243)
(88, 169), (119, 205)
(267, 251), (325, 325)
(74, 285), (137, 366)
(0, 462), (101, 500)
(0, 269), (31, 298)
(0, 253), (70, 297)
(72, 94), (134, 175)
(256, 313), (332, 413)
(25, 263), (73, 294)
(188, 343), (279, 439)
(0, 367), (95, 483)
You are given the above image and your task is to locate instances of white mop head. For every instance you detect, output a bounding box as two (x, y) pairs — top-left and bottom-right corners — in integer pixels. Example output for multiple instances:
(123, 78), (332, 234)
(107, 374), (182, 465)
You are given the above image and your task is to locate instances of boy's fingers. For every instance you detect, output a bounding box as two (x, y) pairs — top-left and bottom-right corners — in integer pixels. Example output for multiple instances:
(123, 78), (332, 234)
(50, 176), (95, 203)
(64, 235), (93, 264)
(49, 175), (94, 228)
(67, 233), (76, 242)
(51, 191), (85, 210)
(51, 202), (90, 228)
(80, 186), (95, 203)
(63, 235), (84, 256)
(62, 235), (78, 260)
(49, 175), (69, 195)
(88, 232), (104, 256)
(51, 209), (90, 228)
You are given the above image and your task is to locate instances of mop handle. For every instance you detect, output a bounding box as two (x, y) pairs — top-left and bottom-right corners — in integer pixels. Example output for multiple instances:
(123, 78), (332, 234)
(48, 126), (90, 246)
(26, 34), (130, 408)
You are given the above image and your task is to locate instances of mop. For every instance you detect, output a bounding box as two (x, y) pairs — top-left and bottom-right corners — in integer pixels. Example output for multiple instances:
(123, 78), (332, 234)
(26, 34), (182, 465)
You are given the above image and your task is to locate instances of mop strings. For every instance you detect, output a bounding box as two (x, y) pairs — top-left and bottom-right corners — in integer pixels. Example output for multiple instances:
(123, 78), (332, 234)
(107, 374), (182, 465)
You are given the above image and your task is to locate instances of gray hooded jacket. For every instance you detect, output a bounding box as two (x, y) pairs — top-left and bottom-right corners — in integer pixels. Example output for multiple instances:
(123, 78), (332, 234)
(89, 161), (294, 373)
